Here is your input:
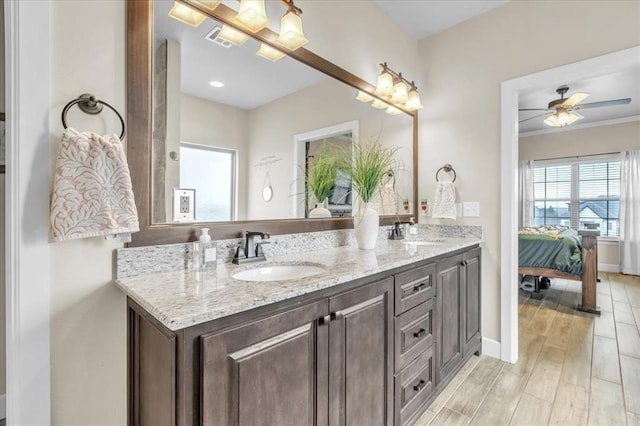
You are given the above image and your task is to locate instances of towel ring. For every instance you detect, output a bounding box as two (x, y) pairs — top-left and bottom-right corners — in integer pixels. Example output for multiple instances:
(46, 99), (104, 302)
(435, 164), (457, 183)
(61, 93), (126, 140)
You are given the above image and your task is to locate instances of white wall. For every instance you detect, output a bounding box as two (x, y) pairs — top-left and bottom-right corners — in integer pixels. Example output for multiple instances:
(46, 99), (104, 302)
(180, 94), (249, 220)
(520, 120), (640, 271)
(417, 0), (640, 342)
(0, 0), (5, 402)
(49, 1), (126, 425)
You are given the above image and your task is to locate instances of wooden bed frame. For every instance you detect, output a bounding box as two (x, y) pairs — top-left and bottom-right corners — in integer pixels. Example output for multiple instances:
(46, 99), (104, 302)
(519, 230), (600, 315)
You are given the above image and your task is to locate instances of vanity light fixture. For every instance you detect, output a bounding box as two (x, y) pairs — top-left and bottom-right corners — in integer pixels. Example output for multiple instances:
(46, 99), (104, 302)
(191, 0), (221, 10)
(168, 1), (208, 27)
(277, 0), (308, 51)
(256, 43), (286, 61)
(544, 107), (583, 127)
(218, 24), (250, 46)
(359, 62), (424, 113)
(209, 80), (224, 88)
(234, 0), (270, 33)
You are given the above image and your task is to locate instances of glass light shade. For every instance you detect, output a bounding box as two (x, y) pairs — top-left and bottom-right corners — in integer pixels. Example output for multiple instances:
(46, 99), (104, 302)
(404, 89), (424, 111)
(391, 81), (409, 104)
(218, 24), (249, 46)
(375, 72), (394, 97)
(544, 110), (583, 127)
(371, 99), (388, 109)
(355, 91), (374, 103)
(386, 106), (403, 115)
(234, 0), (270, 33)
(192, 0), (221, 11)
(168, 2), (207, 27)
(256, 43), (286, 61)
(277, 11), (308, 51)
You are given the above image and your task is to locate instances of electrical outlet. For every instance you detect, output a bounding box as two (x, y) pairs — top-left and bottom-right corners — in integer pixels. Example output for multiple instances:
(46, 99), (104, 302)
(173, 188), (195, 221)
(463, 202), (480, 217)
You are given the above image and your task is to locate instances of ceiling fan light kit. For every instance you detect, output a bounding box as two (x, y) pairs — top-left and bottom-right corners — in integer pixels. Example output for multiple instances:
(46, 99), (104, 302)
(358, 62), (424, 113)
(519, 85), (632, 128)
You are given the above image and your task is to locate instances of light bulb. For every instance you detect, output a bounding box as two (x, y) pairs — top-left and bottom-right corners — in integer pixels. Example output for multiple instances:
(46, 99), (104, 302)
(557, 111), (570, 125)
(386, 106), (403, 115)
(192, 0), (221, 11)
(375, 72), (394, 97)
(218, 24), (249, 46)
(404, 89), (423, 111)
(168, 2), (207, 27)
(234, 0), (269, 33)
(277, 10), (308, 50)
(256, 43), (285, 61)
(371, 99), (388, 109)
(391, 81), (408, 104)
(355, 91), (374, 103)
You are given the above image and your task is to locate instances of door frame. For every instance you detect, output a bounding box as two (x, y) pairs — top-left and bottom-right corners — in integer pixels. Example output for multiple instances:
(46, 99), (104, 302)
(499, 45), (640, 363)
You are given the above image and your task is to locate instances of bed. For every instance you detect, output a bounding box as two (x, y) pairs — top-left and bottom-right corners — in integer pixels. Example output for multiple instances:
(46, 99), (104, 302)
(518, 225), (600, 315)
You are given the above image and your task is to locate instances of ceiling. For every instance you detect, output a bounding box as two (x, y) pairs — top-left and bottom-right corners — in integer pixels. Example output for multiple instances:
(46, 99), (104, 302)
(518, 64), (640, 134)
(372, 0), (508, 40)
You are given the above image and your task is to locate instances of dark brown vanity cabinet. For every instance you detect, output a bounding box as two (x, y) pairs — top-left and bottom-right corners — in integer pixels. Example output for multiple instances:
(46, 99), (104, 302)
(436, 247), (482, 385)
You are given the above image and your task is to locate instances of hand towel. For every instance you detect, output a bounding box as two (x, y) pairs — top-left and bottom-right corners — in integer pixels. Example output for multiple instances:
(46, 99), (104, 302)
(50, 128), (139, 241)
(432, 181), (456, 220)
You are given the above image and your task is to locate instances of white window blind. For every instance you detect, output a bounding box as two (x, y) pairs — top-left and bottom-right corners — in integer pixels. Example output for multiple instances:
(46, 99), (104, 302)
(532, 154), (620, 236)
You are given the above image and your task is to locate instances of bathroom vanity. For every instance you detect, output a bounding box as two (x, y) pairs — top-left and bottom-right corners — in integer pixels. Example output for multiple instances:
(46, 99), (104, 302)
(118, 236), (481, 426)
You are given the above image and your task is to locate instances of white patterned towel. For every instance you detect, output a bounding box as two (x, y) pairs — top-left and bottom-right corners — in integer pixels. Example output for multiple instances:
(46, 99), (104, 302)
(50, 128), (139, 241)
(432, 181), (456, 220)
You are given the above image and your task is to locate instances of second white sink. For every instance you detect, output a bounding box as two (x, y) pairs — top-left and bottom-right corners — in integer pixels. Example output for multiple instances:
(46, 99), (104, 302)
(233, 263), (327, 282)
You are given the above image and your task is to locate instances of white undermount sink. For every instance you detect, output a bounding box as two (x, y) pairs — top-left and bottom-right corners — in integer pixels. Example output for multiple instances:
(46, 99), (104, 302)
(232, 263), (327, 282)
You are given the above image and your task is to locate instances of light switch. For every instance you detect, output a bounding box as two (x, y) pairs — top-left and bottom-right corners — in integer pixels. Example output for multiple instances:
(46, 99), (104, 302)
(463, 202), (480, 217)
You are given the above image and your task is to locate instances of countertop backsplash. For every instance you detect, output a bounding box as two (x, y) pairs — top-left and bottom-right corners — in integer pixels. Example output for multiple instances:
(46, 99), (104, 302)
(116, 224), (482, 279)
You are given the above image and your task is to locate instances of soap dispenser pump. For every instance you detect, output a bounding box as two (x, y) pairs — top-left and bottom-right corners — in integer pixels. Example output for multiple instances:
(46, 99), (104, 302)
(199, 228), (212, 244)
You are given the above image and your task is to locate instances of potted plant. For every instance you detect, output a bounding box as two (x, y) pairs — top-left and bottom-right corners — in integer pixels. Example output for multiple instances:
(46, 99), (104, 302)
(306, 151), (339, 218)
(342, 141), (398, 249)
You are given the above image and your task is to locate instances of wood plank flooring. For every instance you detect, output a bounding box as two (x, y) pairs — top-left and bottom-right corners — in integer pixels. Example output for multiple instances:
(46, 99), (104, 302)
(414, 272), (640, 425)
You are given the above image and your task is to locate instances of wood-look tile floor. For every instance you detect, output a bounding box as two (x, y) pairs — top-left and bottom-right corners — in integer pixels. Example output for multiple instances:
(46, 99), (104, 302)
(414, 272), (640, 426)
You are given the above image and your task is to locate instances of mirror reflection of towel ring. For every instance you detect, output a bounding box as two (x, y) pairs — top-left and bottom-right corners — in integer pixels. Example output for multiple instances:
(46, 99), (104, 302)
(262, 171), (273, 202)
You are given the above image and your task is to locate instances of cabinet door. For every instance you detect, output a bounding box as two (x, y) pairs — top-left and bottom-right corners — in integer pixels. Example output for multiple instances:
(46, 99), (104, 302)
(328, 277), (394, 426)
(462, 248), (482, 358)
(436, 254), (463, 384)
(200, 300), (329, 426)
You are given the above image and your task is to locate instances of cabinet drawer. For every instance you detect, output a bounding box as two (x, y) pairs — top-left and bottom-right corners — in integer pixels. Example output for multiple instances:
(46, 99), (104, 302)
(395, 263), (435, 314)
(394, 299), (434, 372)
(394, 347), (435, 425)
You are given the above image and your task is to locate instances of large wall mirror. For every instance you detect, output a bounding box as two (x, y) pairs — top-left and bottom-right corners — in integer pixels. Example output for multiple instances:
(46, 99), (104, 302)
(127, 0), (418, 246)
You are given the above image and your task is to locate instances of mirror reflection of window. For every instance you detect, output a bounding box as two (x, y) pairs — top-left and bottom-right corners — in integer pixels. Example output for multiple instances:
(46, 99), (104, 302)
(180, 143), (237, 222)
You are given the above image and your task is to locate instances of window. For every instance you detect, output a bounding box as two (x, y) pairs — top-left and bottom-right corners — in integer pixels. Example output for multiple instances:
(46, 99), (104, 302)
(180, 143), (236, 221)
(533, 154), (620, 237)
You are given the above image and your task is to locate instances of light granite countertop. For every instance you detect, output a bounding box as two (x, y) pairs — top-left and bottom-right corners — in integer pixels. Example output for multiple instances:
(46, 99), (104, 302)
(115, 237), (481, 331)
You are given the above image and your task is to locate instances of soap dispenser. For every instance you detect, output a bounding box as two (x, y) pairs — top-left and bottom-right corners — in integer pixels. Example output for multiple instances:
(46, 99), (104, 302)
(199, 228), (216, 268)
(199, 228), (212, 244)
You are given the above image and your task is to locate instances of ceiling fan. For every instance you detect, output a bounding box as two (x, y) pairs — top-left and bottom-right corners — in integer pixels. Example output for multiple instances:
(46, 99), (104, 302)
(519, 85), (632, 128)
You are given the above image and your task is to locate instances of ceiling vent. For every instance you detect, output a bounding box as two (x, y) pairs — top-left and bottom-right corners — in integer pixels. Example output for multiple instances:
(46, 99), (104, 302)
(204, 26), (232, 49)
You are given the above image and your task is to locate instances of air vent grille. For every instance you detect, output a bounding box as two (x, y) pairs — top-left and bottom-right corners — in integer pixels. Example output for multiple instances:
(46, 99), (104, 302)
(204, 26), (232, 49)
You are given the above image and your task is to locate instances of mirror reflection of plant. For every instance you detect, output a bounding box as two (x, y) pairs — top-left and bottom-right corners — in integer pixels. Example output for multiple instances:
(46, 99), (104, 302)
(341, 140), (399, 204)
(307, 150), (339, 204)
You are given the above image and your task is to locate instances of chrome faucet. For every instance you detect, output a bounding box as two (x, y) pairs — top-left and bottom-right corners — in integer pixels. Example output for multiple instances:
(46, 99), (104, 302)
(389, 218), (415, 240)
(233, 231), (271, 264)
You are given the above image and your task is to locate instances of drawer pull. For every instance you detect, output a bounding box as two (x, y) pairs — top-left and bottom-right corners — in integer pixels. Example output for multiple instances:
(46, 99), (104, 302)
(460, 260), (468, 267)
(413, 282), (427, 292)
(318, 315), (331, 326)
(413, 379), (426, 392)
(413, 328), (426, 338)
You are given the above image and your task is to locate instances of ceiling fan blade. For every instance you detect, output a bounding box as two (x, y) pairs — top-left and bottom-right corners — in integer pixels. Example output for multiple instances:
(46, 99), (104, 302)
(561, 92), (590, 107)
(577, 98), (632, 109)
(518, 111), (553, 124)
(518, 108), (550, 111)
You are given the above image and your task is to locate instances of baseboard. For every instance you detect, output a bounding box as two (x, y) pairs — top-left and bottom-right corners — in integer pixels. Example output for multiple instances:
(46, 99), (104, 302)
(482, 337), (501, 360)
(1, 393), (5, 419)
(599, 263), (620, 273)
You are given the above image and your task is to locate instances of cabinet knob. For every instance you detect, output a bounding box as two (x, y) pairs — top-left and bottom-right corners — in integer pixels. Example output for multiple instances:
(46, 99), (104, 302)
(318, 315), (331, 326)
(330, 311), (344, 321)
(413, 328), (426, 338)
(460, 260), (468, 267)
(413, 379), (426, 392)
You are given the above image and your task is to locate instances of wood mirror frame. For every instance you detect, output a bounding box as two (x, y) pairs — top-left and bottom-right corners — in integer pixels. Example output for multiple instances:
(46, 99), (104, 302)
(126, 0), (418, 246)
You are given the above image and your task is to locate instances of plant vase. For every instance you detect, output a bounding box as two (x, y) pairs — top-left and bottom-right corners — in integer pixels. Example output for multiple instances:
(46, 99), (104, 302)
(354, 202), (379, 250)
(309, 199), (332, 218)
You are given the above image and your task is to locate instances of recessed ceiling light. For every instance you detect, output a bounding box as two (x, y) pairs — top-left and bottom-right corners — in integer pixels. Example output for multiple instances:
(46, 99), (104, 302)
(209, 81), (224, 88)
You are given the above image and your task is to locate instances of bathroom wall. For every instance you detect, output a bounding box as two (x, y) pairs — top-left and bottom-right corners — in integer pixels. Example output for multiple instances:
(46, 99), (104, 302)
(0, 0), (5, 405)
(520, 120), (640, 270)
(417, 0), (640, 343)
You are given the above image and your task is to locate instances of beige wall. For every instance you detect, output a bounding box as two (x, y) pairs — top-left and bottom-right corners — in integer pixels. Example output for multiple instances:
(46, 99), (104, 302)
(180, 94), (250, 220)
(417, 0), (640, 342)
(0, 0), (5, 399)
(519, 120), (640, 269)
(49, 1), (126, 425)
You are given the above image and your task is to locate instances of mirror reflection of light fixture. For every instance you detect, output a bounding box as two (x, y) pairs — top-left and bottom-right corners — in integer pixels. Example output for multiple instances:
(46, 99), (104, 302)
(234, 0), (270, 33)
(357, 63), (424, 113)
(262, 172), (273, 202)
(277, 1), (308, 51)
(544, 108), (583, 127)
(218, 24), (250, 46)
(256, 43), (286, 61)
(168, 1), (207, 27)
(191, 0), (221, 10)
(386, 105), (403, 115)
